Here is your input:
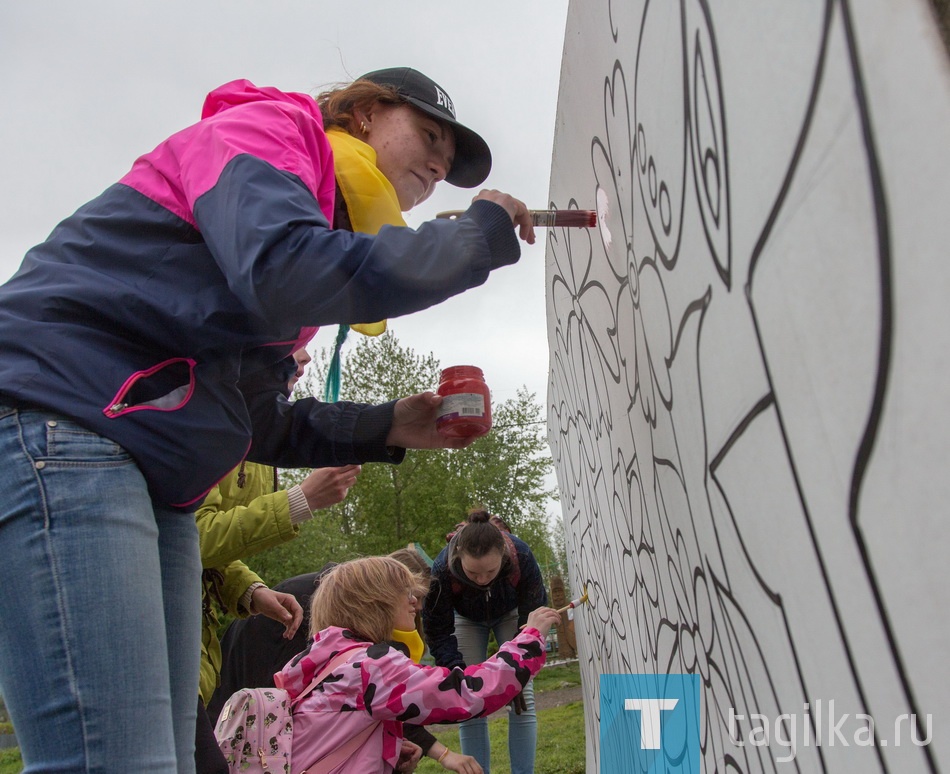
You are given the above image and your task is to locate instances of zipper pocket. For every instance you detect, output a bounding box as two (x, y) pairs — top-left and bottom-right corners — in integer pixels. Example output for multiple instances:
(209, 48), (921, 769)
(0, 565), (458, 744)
(103, 358), (197, 418)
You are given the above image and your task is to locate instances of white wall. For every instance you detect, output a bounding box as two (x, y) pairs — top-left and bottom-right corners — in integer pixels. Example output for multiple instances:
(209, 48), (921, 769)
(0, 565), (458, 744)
(546, 1), (950, 770)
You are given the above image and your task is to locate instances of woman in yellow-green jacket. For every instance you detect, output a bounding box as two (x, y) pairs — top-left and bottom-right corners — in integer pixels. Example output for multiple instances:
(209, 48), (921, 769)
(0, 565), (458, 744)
(195, 350), (362, 773)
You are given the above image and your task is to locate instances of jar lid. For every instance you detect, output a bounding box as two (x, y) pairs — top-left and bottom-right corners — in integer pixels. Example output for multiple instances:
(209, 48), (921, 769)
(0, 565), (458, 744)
(440, 365), (485, 380)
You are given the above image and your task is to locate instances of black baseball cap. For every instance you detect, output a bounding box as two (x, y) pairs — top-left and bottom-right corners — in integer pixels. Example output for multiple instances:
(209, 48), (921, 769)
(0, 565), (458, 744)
(358, 67), (492, 188)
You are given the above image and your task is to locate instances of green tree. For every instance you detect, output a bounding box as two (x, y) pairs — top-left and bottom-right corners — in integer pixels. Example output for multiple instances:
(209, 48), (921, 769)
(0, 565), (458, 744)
(439, 386), (557, 561)
(933, 0), (950, 51)
(250, 330), (561, 585)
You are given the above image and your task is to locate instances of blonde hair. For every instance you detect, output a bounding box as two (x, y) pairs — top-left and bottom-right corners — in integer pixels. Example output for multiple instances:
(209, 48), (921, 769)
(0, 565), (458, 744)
(309, 556), (416, 642)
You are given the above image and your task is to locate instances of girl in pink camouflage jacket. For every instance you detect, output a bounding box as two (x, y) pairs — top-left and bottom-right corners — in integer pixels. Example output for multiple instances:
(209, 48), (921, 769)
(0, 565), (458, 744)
(274, 556), (561, 774)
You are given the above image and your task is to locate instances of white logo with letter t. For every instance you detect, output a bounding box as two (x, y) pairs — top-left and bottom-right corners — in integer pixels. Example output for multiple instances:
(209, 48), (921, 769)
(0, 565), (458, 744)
(625, 698), (679, 749)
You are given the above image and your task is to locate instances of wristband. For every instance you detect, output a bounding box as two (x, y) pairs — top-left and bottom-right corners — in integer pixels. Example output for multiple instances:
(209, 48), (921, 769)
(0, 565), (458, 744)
(240, 582), (267, 613)
(287, 484), (314, 524)
(436, 747), (450, 764)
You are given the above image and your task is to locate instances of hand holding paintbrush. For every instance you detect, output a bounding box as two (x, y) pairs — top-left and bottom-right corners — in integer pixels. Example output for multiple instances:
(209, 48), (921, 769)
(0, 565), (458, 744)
(522, 606), (564, 634)
(521, 585), (589, 630)
(437, 209), (597, 228)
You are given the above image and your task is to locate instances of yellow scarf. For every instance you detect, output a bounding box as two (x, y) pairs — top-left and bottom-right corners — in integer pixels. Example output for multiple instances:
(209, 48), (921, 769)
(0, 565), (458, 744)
(326, 128), (407, 336)
(391, 628), (426, 664)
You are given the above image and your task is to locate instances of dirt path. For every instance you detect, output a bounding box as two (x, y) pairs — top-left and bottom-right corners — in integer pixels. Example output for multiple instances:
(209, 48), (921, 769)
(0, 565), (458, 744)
(535, 684), (584, 710)
(488, 683), (584, 717)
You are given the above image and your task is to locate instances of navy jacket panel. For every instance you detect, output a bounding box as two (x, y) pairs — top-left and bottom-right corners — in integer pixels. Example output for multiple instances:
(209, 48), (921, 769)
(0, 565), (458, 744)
(195, 155), (514, 328)
(0, 83), (521, 508)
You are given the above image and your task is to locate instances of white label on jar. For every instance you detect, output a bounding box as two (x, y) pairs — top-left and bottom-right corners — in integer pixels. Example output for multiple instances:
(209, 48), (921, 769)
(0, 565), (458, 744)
(437, 392), (486, 420)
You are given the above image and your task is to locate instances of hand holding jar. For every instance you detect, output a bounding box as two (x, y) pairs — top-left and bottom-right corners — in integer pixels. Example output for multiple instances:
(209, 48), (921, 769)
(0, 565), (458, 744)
(435, 365), (492, 439)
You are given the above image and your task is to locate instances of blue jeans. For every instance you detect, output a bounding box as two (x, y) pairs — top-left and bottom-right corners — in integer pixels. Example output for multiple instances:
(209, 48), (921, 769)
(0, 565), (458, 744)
(455, 608), (537, 774)
(0, 404), (201, 773)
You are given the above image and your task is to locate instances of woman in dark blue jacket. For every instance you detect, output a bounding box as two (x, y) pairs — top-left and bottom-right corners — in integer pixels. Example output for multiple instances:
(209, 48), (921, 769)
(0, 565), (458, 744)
(0, 67), (536, 773)
(422, 510), (548, 774)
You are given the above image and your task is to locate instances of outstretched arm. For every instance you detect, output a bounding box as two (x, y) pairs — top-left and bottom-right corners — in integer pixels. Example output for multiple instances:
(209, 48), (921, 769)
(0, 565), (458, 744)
(363, 608), (561, 726)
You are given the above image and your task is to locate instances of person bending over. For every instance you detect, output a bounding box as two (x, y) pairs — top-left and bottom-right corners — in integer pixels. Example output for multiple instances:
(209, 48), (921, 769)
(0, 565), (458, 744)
(423, 510), (549, 774)
(0, 64), (534, 772)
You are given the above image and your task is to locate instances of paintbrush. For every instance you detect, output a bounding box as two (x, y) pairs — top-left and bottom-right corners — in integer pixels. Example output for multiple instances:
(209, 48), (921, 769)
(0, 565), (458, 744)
(521, 585), (589, 629)
(436, 209), (597, 228)
(557, 586), (589, 614)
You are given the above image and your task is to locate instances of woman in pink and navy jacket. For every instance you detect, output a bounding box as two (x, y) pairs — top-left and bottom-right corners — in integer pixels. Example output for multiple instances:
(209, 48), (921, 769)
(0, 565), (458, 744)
(0, 67), (537, 773)
(274, 556), (562, 774)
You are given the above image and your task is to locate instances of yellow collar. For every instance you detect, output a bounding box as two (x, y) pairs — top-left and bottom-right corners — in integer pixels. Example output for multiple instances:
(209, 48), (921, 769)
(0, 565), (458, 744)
(327, 128), (406, 234)
(325, 128), (402, 337)
(390, 628), (425, 664)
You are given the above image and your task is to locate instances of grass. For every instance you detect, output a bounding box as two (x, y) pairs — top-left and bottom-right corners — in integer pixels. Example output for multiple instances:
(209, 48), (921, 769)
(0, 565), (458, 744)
(416, 659), (586, 774)
(416, 700), (585, 774)
(0, 662), (586, 774)
(0, 748), (20, 774)
(532, 660), (584, 693)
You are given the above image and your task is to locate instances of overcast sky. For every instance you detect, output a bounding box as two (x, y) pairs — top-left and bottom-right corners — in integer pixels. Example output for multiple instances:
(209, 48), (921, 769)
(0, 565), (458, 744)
(0, 1), (570, 408)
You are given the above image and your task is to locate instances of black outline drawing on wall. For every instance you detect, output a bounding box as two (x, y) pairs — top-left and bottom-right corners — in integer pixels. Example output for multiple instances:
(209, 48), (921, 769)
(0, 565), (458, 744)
(547, 1), (940, 771)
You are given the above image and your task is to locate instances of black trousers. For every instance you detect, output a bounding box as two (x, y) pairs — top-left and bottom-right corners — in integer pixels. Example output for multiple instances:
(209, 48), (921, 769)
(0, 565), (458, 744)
(195, 698), (229, 774)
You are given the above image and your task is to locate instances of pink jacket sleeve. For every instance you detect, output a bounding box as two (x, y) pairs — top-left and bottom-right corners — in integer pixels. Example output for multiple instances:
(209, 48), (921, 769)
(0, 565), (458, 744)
(358, 627), (547, 725)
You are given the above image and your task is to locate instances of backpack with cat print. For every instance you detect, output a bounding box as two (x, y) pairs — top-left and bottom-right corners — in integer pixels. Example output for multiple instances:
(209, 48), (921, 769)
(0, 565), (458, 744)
(214, 685), (294, 773)
(214, 647), (362, 773)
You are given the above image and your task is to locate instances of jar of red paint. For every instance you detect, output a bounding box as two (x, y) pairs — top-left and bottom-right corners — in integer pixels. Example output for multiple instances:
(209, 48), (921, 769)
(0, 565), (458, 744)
(435, 365), (492, 439)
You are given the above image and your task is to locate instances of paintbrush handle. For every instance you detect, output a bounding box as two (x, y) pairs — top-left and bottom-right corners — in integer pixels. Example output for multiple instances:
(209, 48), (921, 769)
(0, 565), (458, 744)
(556, 596), (588, 614)
(436, 209), (556, 224)
(527, 210), (564, 227)
(435, 209), (596, 227)
(518, 603), (577, 630)
(518, 598), (584, 630)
